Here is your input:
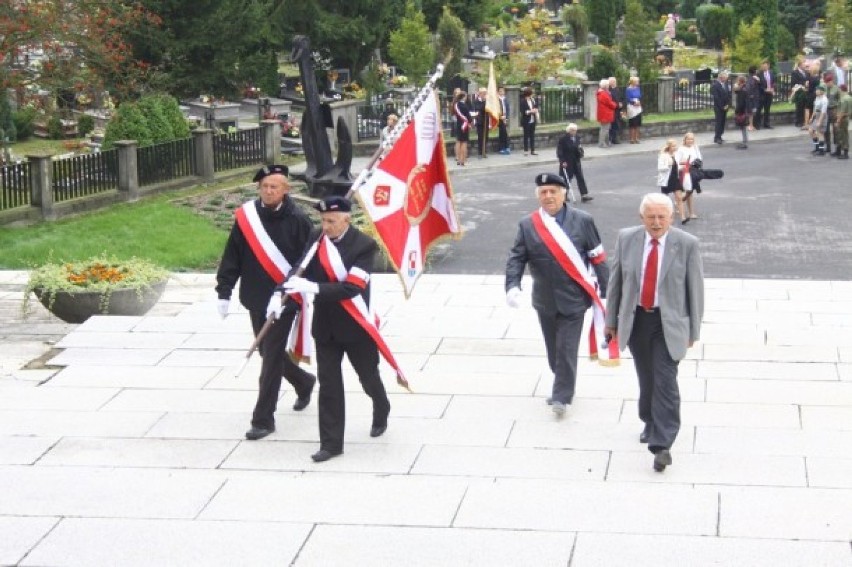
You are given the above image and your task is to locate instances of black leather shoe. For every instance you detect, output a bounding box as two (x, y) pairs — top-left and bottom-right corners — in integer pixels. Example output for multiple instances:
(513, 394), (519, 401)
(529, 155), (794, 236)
(639, 425), (651, 443)
(311, 449), (342, 462)
(653, 449), (672, 472)
(370, 424), (387, 438)
(581, 195), (594, 202)
(245, 426), (274, 440)
(292, 374), (316, 411)
(763, 125), (773, 129)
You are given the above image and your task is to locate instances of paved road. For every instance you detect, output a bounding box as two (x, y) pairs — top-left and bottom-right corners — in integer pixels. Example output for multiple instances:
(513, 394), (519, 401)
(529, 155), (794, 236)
(432, 138), (852, 279)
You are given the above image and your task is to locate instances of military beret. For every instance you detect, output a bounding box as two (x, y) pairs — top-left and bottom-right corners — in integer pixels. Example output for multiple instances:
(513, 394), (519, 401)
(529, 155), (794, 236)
(535, 173), (567, 188)
(252, 164), (289, 182)
(314, 195), (352, 213)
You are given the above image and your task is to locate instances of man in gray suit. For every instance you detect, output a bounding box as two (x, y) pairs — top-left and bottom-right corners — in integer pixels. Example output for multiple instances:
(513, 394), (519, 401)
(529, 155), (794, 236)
(506, 173), (609, 417)
(605, 193), (704, 472)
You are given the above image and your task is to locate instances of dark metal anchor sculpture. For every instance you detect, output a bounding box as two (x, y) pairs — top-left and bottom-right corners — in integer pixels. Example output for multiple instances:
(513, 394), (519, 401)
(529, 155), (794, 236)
(290, 36), (353, 197)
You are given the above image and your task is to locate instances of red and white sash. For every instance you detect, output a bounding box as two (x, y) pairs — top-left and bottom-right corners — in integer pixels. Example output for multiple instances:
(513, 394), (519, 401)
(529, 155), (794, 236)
(235, 201), (312, 361)
(454, 102), (470, 132)
(530, 209), (619, 366)
(316, 236), (410, 390)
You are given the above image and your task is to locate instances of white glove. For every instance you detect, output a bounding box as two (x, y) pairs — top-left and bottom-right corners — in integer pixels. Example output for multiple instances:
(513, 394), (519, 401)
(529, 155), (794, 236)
(283, 276), (319, 295)
(506, 287), (522, 308)
(217, 299), (230, 319)
(265, 291), (284, 320)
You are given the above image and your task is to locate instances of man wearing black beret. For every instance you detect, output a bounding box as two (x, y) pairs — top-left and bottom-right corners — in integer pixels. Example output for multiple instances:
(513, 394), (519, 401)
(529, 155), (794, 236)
(279, 195), (391, 462)
(215, 164), (317, 440)
(505, 173), (610, 417)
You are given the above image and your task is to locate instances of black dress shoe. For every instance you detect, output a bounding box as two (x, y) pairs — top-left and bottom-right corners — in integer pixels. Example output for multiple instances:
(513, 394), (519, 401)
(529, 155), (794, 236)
(653, 449), (672, 472)
(311, 448), (342, 462)
(581, 195), (594, 202)
(245, 426), (274, 440)
(292, 374), (316, 411)
(763, 125), (773, 129)
(370, 424), (387, 438)
(639, 425), (651, 443)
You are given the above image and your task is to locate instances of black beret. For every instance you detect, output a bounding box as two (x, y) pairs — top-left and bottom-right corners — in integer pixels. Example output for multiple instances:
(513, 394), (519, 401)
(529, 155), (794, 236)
(253, 164), (289, 182)
(314, 196), (352, 213)
(535, 173), (567, 188)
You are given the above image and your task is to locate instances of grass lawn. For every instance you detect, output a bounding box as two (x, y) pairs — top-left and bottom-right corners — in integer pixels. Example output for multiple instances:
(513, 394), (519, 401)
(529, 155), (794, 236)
(0, 193), (228, 271)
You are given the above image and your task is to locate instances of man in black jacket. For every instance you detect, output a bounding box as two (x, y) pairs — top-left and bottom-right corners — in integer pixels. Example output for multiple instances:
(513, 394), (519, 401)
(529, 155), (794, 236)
(710, 71), (731, 144)
(608, 77), (624, 144)
(557, 123), (592, 202)
(215, 165), (317, 441)
(505, 174), (609, 417)
(282, 196), (391, 463)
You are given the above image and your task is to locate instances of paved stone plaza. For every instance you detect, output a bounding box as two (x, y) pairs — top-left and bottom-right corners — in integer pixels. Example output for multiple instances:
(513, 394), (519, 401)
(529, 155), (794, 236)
(1, 270), (851, 566)
(2, 124), (852, 565)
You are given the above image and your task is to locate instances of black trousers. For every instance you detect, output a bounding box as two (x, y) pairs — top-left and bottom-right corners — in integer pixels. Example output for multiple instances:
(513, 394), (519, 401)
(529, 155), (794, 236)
(794, 95), (806, 126)
(825, 109), (836, 152)
(713, 107), (726, 141)
(609, 115), (621, 143)
(498, 119), (509, 151)
(315, 338), (390, 453)
(522, 123), (536, 152)
(755, 93), (772, 127)
(477, 119), (489, 156)
(538, 310), (584, 404)
(249, 310), (315, 429)
(628, 308), (681, 453)
(562, 163), (588, 196)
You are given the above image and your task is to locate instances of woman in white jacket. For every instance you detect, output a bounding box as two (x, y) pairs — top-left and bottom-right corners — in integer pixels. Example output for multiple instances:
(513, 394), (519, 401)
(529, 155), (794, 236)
(657, 139), (686, 223)
(673, 132), (702, 223)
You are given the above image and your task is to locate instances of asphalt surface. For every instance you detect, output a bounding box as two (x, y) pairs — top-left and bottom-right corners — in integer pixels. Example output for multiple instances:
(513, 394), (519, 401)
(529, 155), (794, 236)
(432, 137), (852, 279)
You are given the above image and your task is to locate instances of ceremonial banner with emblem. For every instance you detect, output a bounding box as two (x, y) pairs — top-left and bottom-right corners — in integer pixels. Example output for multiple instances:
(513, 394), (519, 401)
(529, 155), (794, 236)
(355, 92), (462, 297)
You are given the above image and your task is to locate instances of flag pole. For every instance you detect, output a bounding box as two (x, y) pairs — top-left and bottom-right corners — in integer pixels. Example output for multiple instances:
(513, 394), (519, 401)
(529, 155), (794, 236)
(235, 63), (446, 378)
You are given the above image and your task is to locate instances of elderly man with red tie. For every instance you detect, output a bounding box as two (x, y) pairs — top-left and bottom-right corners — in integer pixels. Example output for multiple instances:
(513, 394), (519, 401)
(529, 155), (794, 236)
(604, 193), (704, 472)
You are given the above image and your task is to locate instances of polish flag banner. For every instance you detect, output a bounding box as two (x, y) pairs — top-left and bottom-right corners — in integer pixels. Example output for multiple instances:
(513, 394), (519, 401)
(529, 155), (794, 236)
(355, 92), (462, 297)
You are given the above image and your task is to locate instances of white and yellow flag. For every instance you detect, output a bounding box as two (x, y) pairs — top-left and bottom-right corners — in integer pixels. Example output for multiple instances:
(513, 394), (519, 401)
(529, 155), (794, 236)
(485, 61), (501, 130)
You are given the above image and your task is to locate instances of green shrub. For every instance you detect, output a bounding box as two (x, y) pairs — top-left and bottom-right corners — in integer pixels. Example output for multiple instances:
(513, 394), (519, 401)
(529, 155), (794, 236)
(137, 96), (174, 143)
(0, 96), (16, 142)
(102, 102), (154, 150)
(586, 48), (624, 82)
(77, 114), (95, 137)
(696, 4), (735, 49)
(153, 94), (190, 139)
(47, 115), (64, 140)
(12, 107), (37, 140)
(676, 20), (698, 47)
(679, 0), (702, 19)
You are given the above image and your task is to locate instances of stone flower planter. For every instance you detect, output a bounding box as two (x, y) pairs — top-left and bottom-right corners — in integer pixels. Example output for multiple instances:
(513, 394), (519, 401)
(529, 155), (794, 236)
(25, 256), (169, 324)
(32, 280), (167, 323)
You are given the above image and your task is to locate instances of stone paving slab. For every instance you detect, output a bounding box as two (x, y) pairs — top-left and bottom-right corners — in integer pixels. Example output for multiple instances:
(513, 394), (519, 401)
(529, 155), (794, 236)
(19, 518), (312, 567)
(570, 533), (851, 567)
(1, 273), (851, 565)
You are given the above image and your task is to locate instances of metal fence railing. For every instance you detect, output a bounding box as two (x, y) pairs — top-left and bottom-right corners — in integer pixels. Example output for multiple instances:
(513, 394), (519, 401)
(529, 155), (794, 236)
(540, 86), (584, 123)
(212, 128), (265, 172)
(138, 137), (196, 187)
(0, 161), (31, 211)
(52, 149), (119, 203)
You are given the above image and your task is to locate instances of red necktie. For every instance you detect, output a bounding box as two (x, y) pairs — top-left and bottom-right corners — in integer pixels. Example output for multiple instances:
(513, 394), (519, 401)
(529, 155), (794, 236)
(641, 239), (659, 310)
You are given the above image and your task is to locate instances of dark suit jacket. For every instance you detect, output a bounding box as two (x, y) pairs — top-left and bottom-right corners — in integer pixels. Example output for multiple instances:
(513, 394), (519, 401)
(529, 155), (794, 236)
(605, 226), (704, 361)
(710, 80), (731, 110)
(215, 198), (312, 313)
(506, 206), (609, 316)
(302, 227), (378, 343)
(758, 70), (776, 95)
(556, 133), (584, 171)
(471, 95), (487, 128)
(520, 96), (538, 127)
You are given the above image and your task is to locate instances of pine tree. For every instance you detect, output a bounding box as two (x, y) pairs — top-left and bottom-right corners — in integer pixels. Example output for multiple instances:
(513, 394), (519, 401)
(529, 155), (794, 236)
(587, 0), (619, 46)
(389, 1), (436, 85)
(436, 7), (466, 91)
(620, 0), (656, 77)
(726, 16), (765, 72)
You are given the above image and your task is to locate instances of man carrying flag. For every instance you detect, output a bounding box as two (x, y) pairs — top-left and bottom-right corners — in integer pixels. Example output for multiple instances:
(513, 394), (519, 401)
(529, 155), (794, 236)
(281, 196), (397, 463)
(505, 173), (613, 418)
(355, 89), (461, 297)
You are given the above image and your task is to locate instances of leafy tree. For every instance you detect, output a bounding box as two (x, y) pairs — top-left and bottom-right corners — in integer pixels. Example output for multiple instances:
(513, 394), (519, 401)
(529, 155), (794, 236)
(422, 0), (488, 30)
(780, 1), (818, 49)
(776, 26), (798, 61)
(620, 0), (657, 77)
(679, 0), (702, 19)
(103, 102), (154, 150)
(732, 0), (777, 63)
(587, 0), (619, 46)
(562, 3), (590, 48)
(696, 4), (736, 49)
(0, 1), (161, 100)
(824, 0), (852, 55)
(436, 7), (466, 91)
(388, 1), (436, 84)
(726, 16), (765, 72)
(500, 11), (564, 83)
(641, 0), (679, 15)
(13, 107), (38, 140)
